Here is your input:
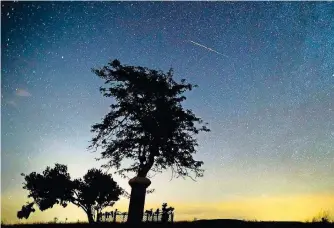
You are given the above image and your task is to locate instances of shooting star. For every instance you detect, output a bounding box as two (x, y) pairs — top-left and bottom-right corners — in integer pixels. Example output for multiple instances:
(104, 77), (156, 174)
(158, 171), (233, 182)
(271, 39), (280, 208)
(188, 40), (228, 57)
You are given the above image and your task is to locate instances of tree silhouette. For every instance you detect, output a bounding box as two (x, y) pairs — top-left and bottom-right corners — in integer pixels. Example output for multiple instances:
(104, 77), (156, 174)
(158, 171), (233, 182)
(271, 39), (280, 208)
(90, 59), (210, 223)
(18, 164), (123, 224)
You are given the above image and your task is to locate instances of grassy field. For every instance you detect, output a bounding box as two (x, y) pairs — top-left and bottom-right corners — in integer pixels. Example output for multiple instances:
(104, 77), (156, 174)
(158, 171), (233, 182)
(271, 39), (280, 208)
(2, 220), (334, 228)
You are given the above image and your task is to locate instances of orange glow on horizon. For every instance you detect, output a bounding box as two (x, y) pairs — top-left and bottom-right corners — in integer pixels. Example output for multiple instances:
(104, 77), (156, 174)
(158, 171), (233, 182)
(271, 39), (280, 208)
(2, 191), (333, 224)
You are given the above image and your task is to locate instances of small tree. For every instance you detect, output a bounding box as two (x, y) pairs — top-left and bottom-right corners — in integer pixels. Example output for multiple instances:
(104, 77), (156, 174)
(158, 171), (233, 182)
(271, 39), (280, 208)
(90, 59), (210, 222)
(18, 164), (123, 224)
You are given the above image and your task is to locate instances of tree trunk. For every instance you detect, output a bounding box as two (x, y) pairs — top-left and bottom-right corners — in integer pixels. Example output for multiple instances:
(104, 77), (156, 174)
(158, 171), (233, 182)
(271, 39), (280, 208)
(86, 209), (95, 224)
(127, 176), (151, 224)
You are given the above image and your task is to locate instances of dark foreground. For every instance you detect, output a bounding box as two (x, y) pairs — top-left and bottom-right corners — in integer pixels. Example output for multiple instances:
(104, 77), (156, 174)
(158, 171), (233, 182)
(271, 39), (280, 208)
(2, 220), (334, 228)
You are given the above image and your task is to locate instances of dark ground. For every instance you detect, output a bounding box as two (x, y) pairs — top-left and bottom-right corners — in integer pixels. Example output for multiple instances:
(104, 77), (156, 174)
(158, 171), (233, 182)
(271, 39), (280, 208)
(2, 220), (334, 228)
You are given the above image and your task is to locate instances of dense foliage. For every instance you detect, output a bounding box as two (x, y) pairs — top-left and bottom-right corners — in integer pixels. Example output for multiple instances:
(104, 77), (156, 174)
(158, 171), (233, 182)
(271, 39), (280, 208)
(90, 59), (210, 179)
(18, 164), (123, 223)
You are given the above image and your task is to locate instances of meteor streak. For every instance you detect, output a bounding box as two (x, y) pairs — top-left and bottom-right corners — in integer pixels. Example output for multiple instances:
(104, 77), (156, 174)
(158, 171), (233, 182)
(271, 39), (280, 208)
(188, 40), (228, 57)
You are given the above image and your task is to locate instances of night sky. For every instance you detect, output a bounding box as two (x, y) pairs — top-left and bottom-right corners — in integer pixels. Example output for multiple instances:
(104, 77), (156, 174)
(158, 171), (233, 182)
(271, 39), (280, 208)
(1, 1), (334, 223)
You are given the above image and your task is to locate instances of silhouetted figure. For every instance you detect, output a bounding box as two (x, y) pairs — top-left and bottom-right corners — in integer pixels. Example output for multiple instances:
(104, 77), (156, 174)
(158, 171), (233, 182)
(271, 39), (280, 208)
(144, 209), (153, 222)
(90, 59), (210, 223)
(113, 209), (118, 222)
(155, 208), (160, 221)
(161, 203), (174, 223)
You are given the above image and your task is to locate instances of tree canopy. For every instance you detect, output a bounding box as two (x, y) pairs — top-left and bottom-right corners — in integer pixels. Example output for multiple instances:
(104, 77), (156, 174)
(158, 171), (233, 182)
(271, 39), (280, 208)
(18, 164), (123, 223)
(90, 59), (210, 179)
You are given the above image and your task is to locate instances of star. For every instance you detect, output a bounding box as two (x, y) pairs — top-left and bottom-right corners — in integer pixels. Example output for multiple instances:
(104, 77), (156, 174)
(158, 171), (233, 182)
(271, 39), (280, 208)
(1, 1), (333, 223)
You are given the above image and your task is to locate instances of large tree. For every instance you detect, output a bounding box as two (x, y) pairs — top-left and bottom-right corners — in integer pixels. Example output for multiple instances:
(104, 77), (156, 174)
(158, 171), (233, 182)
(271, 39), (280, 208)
(90, 59), (210, 223)
(18, 164), (123, 224)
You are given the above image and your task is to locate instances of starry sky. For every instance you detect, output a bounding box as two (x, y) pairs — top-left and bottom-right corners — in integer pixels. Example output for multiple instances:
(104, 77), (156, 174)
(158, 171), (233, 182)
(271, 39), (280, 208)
(1, 1), (334, 224)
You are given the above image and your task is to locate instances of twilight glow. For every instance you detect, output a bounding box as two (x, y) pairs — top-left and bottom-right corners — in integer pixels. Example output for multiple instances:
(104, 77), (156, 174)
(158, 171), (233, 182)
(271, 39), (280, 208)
(1, 1), (334, 224)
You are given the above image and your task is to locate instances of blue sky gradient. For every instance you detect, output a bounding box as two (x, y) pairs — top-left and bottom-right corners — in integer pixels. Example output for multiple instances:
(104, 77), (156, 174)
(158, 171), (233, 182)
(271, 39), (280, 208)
(1, 1), (334, 223)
